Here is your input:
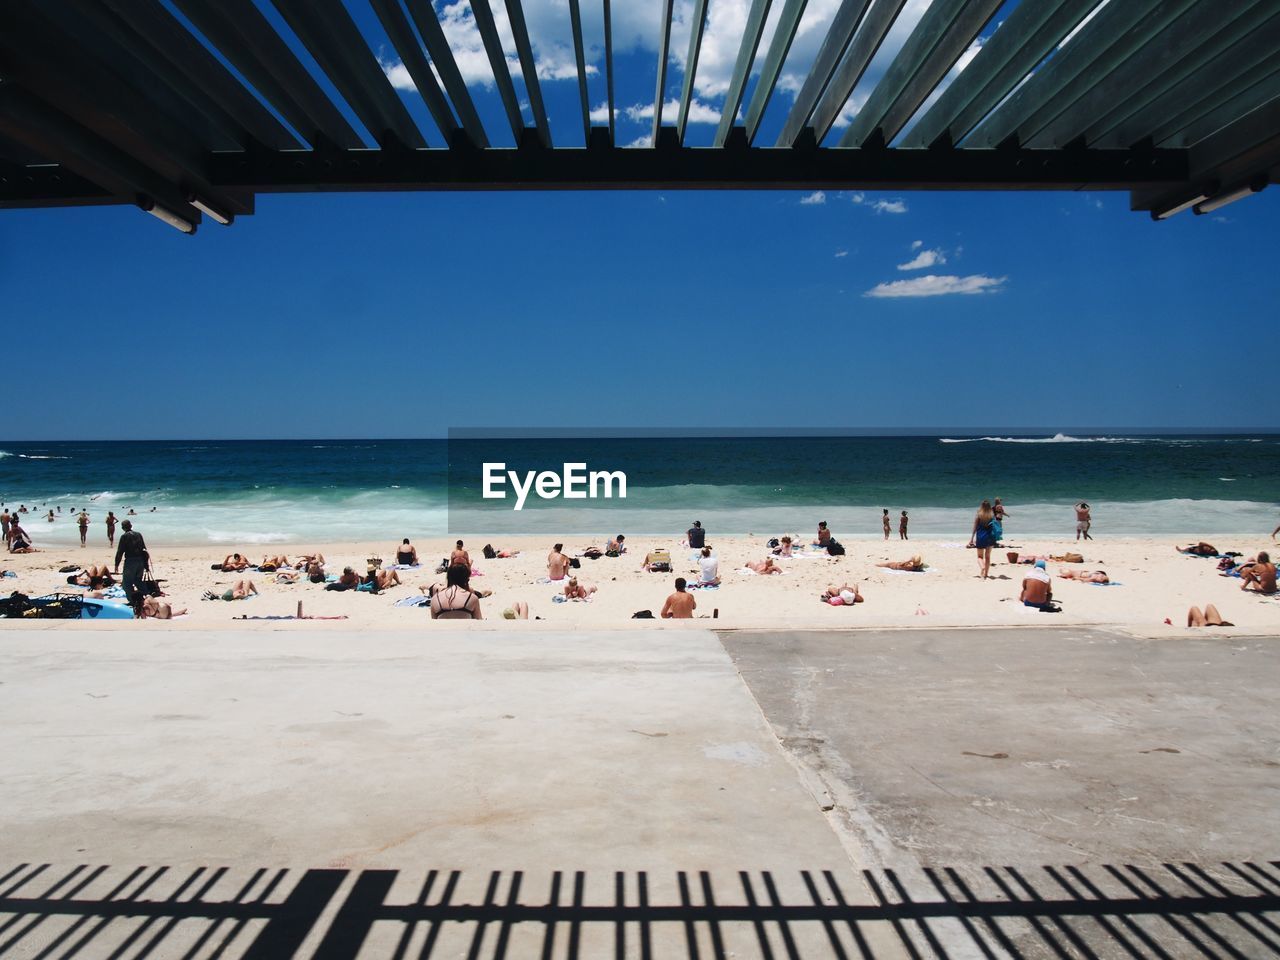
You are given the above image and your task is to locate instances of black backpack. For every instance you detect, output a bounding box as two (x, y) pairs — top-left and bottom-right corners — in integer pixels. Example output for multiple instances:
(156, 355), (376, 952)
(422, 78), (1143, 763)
(826, 539), (846, 556)
(482, 544), (497, 560)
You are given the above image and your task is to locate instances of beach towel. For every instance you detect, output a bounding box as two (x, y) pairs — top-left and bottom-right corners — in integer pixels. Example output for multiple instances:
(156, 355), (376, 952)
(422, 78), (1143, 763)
(383, 563), (420, 571)
(552, 594), (592, 603)
(881, 567), (930, 575)
(393, 596), (430, 608)
(686, 581), (719, 590)
(1089, 581), (1122, 586)
(1, 571), (15, 578)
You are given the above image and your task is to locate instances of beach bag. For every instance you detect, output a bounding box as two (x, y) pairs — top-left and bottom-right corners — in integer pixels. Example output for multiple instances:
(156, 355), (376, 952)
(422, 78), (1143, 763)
(767, 538), (780, 549)
(1063, 552), (1083, 563)
(631, 610), (654, 619)
(483, 544), (497, 560)
(569, 557), (581, 569)
(141, 570), (163, 597)
(826, 539), (846, 556)
(990, 519), (1002, 541)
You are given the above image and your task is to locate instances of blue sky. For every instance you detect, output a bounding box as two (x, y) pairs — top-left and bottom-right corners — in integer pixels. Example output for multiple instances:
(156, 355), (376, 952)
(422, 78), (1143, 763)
(2, 0), (1277, 439)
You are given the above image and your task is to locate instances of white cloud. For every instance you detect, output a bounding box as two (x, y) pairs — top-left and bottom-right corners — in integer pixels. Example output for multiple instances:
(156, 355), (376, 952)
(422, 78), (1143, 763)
(622, 99), (721, 124)
(850, 192), (864, 204)
(897, 248), (945, 271)
(870, 198), (908, 214)
(834, 249), (848, 258)
(865, 274), (1006, 298)
(910, 240), (923, 250)
(624, 133), (654, 148)
(380, 57), (416, 92)
(799, 191), (826, 205)
(589, 101), (612, 123)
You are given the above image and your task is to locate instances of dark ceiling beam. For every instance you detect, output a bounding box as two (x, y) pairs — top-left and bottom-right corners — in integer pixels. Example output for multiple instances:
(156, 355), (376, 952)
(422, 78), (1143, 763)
(207, 142), (1188, 193)
(0, 157), (120, 209)
(903, 0), (1099, 149)
(809, 0), (910, 144)
(1095, 13), (1280, 150)
(676, 0), (710, 144)
(0, 3), (249, 213)
(776, 0), (872, 148)
(401, 0), (489, 148)
(651, 0), (675, 144)
(840, 0), (1005, 148)
(567, 0), (592, 144)
(270, 0), (426, 148)
(0, 81), (201, 223)
(93, 0), (301, 151)
(504, 0), (552, 147)
(743, 0), (808, 144)
(1026, 0), (1279, 148)
(367, 0), (461, 144)
(713, 0), (772, 147)
(603, 0), (616, 144)
(469, 0), (527, 143)
(169, 0), (363, 149)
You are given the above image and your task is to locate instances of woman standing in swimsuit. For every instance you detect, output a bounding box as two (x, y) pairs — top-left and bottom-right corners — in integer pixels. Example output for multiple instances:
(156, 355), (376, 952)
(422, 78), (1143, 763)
(968, 500), (996, 579)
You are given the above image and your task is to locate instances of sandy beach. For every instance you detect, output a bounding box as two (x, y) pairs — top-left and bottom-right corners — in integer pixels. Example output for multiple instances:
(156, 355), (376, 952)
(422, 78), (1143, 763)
(4, 531), (1278, 636)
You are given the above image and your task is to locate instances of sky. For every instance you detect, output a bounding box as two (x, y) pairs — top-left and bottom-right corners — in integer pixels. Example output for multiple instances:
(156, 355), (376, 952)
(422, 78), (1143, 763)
(1, 0), (1277, 439)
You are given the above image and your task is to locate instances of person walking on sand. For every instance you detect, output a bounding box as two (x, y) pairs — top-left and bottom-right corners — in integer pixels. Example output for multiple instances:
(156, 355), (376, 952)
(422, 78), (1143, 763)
(113, 519), (149, 603)
(0, 507), (10, 545)
(1075, 502), (1093, 541)
(661, 577), (697, 619)
(899, 510), (909, 540)
(882, 509), (891, 540)
(77, 509), (90, 547)
(994, 498), (1009, 522)
(968, 500), (997, 579)
(105, 511), (117, 548)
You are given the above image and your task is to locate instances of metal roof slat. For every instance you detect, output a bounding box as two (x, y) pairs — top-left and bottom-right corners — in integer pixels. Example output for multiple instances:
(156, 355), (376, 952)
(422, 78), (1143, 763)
(1027, 0), (1278, 148)
(1094, 8), (1280, 149)
(902, 0), (1099, 148)
(504, 0), (552, 146)
(401, 0), (489, 147)
(469, 0), (526, 142)
(0, 2), (246, 210)
(270, 0), (427, 148)
(776, 0), (873, 148)
(652, 0), (675, 143)
(0, 81), (201, 220)
(169, 0), (363, 149)
(809, 0), (911, 144)
(677, 0), (710, 143)
(368, 0), (463, 144)
(567, 0), (592, 143)
(840, 0), (1005, 148)
(743, 0), (809, 144)
(604, 0), (616, 143)
(96, 0), (301, 151)
(968, 0), (1195, 148)
(1187, 93), (1280, 177)
(1165, 66), (1280, 149)
(713, 0), (773, 147)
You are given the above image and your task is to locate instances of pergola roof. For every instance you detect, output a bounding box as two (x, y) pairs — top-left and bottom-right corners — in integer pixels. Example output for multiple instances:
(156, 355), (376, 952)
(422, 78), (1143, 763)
(1, 0), (1276, 232)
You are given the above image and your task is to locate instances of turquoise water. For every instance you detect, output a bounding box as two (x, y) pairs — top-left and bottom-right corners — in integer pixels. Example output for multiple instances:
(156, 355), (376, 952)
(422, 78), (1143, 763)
(2, 435), (1277, 545)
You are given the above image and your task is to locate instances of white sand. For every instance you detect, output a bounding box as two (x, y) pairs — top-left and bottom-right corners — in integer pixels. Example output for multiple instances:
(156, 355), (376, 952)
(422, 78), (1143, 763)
(3, 532), (1278, 637)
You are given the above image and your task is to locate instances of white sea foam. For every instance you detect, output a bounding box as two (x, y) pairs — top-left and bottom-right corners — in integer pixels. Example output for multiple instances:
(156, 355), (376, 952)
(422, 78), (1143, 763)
(0, 450), (11, 458)
(16, 454), (72, 459)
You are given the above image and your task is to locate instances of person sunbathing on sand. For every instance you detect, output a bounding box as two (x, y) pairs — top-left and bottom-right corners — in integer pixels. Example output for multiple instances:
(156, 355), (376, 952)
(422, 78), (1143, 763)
(772, 536), (794, 557)
(821, 584), (864, 604)
(449, 540), (471, 569)
(564, 577), (597, 600)
(430, 563), (482, 620)
(7, 520), (33, 553)
(218, 579), (258, 601)
(1177, 542), (1218, 556)
(1019, 560), (1053, 608)
(139, 595), (186, 619)
(483, 544), (519, 559)
(221, 553), (251, 572)
(746, 558), (782, 575)
(697, 547), (720, 585)
(1239, 551), (1277, 593)
(305, 556), (326, 583)
(1188, 604), (1233, 627)
(373, 569), (402, 590)
(258, 555), (290, 571)
(395, 539), (418, 566)
(877, 556), (925, 572)
(69, 564), (115, 588)
(1059, 569), (1109, 584)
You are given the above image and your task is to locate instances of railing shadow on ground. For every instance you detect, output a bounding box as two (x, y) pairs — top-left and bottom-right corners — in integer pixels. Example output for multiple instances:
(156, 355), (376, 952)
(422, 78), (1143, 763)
(0, 859), (1277, 959)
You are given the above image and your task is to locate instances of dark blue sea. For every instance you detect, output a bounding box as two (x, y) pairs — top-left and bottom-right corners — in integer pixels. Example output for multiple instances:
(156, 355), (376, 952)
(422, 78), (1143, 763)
(1, 435), (1277, 544)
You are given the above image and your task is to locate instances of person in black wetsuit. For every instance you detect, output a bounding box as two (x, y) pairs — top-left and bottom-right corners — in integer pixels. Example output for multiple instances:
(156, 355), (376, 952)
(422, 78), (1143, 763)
(113, 519), (149, 604)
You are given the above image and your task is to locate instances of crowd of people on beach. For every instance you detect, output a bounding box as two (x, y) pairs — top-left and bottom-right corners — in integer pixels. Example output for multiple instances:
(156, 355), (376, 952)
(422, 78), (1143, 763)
(4, 498), (1278, 624)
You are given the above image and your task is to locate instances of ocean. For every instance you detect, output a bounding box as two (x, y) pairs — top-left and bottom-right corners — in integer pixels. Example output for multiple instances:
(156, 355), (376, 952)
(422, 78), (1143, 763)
(1, 435), (1277, 546)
